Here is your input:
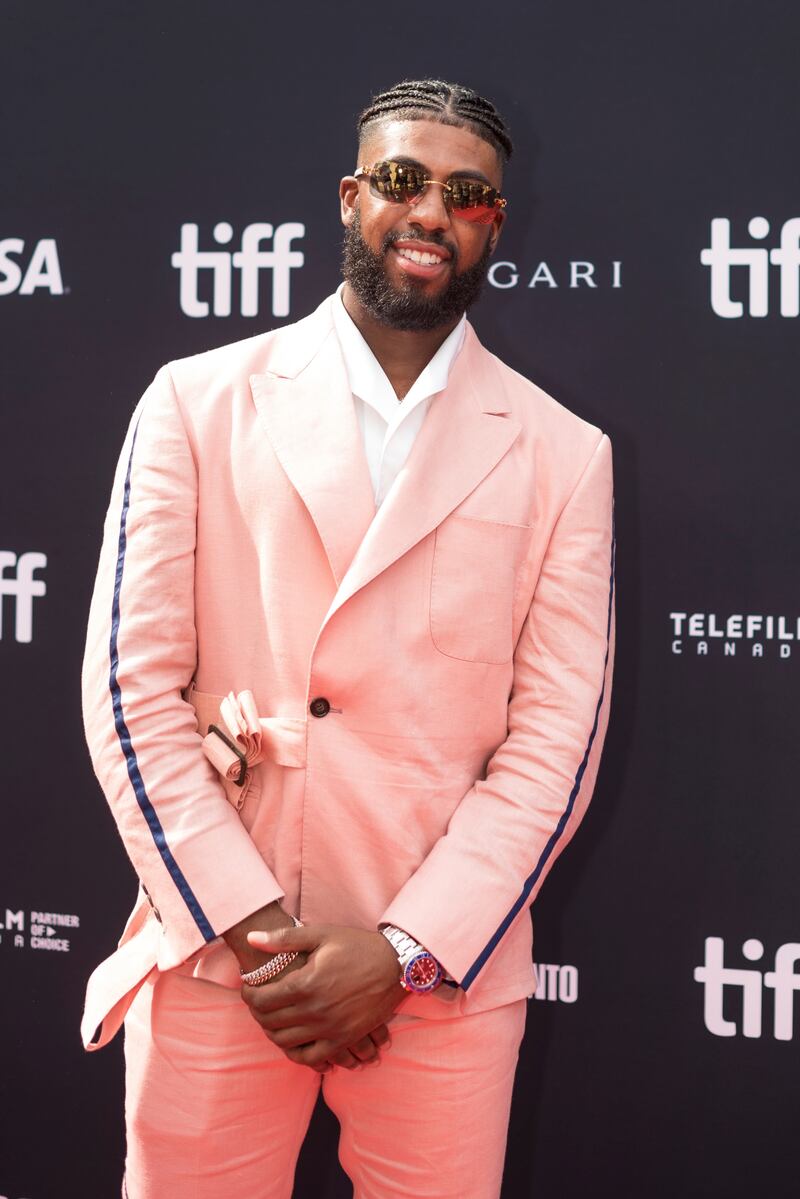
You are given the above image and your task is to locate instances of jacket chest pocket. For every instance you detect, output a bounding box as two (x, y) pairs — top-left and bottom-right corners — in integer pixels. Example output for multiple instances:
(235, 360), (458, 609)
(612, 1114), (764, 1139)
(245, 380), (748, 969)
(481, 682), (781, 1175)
(429, 515), (535, 664)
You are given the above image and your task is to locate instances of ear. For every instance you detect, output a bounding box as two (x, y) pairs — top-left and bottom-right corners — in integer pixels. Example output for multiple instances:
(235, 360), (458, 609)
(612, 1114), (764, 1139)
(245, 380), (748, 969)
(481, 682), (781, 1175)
(340, 175), (359, 226)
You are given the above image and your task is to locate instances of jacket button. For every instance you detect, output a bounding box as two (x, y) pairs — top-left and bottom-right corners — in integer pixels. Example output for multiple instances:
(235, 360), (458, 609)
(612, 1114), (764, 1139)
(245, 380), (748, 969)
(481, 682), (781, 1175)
(309, 697), (331, 718)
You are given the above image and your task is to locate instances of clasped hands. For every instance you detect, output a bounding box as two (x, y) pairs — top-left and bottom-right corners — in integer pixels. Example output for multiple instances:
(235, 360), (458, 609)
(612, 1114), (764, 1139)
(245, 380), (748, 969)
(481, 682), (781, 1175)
(223, 904), (407, 1073)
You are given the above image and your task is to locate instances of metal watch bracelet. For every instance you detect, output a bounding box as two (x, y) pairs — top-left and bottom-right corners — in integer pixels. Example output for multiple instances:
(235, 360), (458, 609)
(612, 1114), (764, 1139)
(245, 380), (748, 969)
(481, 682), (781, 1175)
(380, 923), (444, 992)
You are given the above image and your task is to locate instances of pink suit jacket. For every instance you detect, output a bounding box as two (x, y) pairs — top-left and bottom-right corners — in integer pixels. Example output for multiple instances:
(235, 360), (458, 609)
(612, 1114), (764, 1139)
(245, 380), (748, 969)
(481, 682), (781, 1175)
(80, 293), (615, 1050)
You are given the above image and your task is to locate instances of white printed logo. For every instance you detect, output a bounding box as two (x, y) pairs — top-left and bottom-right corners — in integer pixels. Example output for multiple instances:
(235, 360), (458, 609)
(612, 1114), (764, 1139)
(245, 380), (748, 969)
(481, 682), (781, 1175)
(532, 960), (579, 1003)
(669, 611), (796, 661)
(701, 217), (800, 317)
(0, 907), (80, 953)
(0, 552), (47, 642)
(0, 237), (64, 296)
(172, 221), (305, 318)
(694, 936), (800, 1040)
(488, 260), (622, 290)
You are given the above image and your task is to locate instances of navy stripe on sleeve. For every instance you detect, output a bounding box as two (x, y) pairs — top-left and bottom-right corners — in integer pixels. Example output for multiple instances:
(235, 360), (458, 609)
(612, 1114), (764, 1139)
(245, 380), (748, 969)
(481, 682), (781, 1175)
(461, 527), (616, 991)
(108, 412), (216, 942)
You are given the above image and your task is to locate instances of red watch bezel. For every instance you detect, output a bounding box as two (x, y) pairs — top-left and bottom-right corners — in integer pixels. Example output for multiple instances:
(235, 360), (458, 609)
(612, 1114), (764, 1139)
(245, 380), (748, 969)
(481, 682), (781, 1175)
(402, 951), (443, 993)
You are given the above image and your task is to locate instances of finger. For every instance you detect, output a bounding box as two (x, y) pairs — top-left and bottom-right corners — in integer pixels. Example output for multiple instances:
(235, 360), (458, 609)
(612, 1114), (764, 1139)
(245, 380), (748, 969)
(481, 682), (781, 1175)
(347, 1036), (379, 1064)
(242, 972), (311, 1014)
(280, 1044), (331, 1073)
(242, 995), (309, 1036)
(244, 984), (325, 1032)
(244, 997), (306, 1029)
(285, 1042), (338, 1070)
(328, 1048), (360, 1070)
(267, 1025), (320, 1050)
(368, 1024), (391, 1049)
(246, 924), (323, 955)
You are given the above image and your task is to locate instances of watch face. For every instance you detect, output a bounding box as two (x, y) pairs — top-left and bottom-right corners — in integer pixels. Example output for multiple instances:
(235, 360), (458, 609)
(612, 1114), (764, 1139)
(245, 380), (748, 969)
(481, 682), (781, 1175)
(404, 952), (443, 993)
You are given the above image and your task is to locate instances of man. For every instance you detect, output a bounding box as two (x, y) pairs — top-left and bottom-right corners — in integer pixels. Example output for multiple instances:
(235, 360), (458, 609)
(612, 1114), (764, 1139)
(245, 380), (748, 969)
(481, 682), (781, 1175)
(81, 79), (615, 1199)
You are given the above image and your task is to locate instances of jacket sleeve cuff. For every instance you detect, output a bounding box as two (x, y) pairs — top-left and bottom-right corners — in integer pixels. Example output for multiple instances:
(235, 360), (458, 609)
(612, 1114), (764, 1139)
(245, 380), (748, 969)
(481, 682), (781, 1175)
(149, 816), (286, 971)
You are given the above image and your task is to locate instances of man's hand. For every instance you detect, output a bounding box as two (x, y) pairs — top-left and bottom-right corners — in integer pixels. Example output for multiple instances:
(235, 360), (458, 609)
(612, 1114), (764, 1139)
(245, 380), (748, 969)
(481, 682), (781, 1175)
(222, 901), (330, 1061)
(222, 906), (396, 1072)
(222, 900), (298, 973)
(243, 923), (407, 1071)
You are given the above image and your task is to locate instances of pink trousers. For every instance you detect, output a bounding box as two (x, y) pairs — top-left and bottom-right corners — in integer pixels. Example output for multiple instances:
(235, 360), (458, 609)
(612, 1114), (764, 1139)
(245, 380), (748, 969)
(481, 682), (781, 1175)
(122, 968), (527, 1199)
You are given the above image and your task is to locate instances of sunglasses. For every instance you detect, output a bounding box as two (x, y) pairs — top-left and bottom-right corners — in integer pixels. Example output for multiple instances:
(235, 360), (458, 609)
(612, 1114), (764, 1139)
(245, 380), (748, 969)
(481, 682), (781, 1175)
(354, 160), (507, 225)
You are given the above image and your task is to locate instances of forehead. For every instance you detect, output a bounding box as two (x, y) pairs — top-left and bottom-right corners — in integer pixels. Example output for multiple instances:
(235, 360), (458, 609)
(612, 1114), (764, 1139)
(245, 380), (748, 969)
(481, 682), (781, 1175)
(359, 118), (502, 184)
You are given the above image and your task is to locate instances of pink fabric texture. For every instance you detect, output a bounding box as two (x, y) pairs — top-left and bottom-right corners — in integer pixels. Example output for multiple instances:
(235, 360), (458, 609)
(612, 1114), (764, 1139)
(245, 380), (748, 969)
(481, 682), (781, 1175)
(80, 293), (615, 1050)
(123, 967), (527, 1199)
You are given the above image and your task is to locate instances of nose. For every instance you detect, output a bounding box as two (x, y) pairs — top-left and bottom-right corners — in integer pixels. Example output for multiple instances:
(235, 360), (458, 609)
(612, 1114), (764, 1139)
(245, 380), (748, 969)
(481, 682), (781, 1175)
(406, 181), (451, 232)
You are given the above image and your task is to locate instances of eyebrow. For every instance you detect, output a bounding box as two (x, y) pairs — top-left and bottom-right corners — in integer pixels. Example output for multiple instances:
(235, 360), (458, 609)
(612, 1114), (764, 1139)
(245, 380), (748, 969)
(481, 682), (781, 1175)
(388, 155), (494, 186)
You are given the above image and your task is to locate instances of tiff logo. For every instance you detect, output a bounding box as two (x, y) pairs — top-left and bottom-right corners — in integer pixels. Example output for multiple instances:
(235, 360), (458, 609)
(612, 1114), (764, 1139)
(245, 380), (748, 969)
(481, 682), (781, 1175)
(694, 936), (800, 1040)
(172, 221), (305, 319)
(0, 551), (47, 642)
(701, 217), (800, 317)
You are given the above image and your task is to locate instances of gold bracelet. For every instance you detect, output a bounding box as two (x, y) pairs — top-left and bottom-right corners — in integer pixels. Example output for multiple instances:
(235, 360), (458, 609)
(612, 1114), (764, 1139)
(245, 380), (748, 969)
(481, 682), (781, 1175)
(239, 914), (303, 986)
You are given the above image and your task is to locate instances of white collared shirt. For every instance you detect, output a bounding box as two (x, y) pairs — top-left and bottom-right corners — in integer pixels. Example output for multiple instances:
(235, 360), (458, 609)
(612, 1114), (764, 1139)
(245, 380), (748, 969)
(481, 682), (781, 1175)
(331, 283), (467, 507)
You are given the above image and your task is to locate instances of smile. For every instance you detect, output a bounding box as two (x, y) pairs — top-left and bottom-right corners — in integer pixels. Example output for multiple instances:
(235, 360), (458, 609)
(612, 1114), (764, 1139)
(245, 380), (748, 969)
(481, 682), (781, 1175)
(391, 241), (452, 280)
(396, 247), (446, 265)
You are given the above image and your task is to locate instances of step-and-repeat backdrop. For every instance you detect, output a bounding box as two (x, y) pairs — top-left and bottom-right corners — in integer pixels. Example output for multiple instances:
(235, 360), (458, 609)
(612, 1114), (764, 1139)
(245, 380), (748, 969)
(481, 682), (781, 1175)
(2, 4), (797, 1196)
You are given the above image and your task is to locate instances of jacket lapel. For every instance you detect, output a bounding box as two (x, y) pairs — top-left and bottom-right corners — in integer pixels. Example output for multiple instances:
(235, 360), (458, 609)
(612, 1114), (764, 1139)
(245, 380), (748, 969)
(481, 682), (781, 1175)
(249, 302), (377, 587)
(321, 324), (522, 629)
(250, 301), (522, 624)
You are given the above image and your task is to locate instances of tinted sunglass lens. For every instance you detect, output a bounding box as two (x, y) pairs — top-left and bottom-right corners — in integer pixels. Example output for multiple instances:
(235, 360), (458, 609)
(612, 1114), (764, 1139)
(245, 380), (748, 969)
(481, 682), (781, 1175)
(448, 180), (499, 223)
(370, 162), (394, 198)
(449, 181), (492, 208)
(372, 161), (426, 202)
(398, 166), (428, 200)
(452, 205), (497, 224)
(367, 162), (503, 221)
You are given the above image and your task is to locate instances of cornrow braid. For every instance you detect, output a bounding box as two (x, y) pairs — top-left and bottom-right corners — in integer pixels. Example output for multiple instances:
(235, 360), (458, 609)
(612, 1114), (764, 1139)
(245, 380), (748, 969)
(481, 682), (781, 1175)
(358, 79), (513, 162)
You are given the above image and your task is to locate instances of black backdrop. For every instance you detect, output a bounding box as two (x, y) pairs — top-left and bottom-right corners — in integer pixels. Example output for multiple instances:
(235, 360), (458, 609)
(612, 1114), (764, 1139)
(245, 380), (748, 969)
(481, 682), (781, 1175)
(2, 3), (798, 1196)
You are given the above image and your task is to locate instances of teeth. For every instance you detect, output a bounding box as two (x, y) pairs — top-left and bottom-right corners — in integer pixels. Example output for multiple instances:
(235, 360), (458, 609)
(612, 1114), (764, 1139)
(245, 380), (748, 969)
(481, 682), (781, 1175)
(397, 247), (443, 265)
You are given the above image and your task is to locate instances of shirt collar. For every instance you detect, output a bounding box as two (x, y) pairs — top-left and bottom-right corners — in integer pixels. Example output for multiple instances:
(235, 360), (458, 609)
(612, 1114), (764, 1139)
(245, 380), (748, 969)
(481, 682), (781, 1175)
(332, 283), (466, 420)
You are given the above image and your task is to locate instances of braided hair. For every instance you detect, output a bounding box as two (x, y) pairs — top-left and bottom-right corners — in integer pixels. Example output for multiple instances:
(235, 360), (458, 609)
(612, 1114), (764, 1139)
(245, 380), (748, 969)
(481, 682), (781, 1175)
(358, 79), (513, 163)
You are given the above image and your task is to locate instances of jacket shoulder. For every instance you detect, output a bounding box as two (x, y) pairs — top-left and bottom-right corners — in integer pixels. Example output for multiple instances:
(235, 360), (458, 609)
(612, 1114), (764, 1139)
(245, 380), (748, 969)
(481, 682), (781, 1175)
(162, 298), (333, 398)
(490, 350), (606, 450)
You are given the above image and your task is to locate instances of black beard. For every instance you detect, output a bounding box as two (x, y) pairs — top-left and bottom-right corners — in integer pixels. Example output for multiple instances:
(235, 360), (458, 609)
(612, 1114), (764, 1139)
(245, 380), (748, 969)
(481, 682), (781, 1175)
(341, 207), (492, 331)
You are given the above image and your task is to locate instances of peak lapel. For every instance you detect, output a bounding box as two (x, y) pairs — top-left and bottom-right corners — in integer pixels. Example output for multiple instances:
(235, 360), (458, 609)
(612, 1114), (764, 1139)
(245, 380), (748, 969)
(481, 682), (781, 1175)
(322, 326), (522, 629)
(249, 314), (376, 587)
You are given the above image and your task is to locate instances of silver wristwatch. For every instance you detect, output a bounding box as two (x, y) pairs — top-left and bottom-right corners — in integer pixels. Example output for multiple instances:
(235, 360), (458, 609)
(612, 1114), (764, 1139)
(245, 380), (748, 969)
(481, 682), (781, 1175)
(380, 924), (443, 994)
